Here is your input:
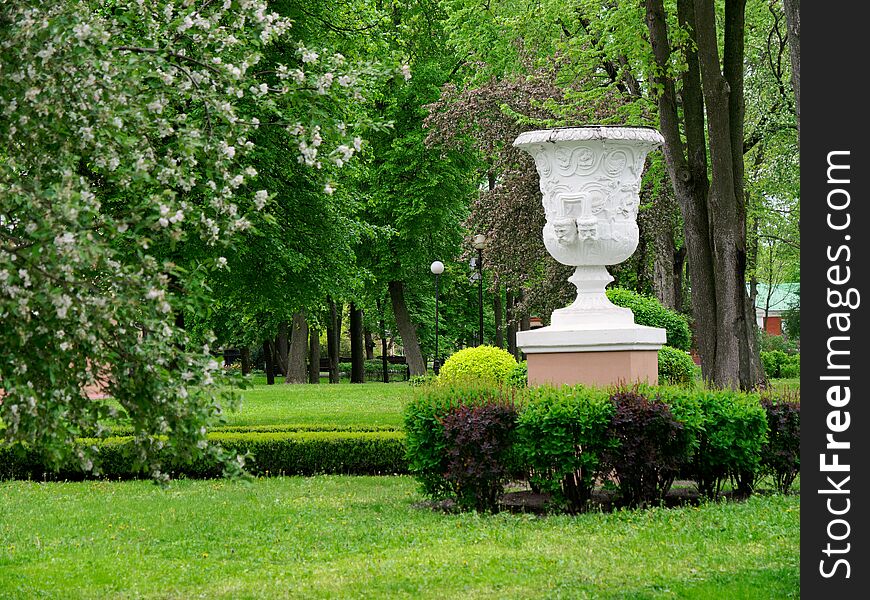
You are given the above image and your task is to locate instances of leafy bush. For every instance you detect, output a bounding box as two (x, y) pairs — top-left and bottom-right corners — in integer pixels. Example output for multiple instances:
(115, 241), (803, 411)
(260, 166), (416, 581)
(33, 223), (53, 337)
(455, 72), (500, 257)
(780, 354), (800, 378)
(657, 388), (768, 498)
(409, 374), (438, 387)
(404, 384), (523, 500)
(758, 330), (799, 354)
(761, 350), (789, 379)
(508, 361), (528, 388)
(606, 288), (692, 351)
(437, 345), (518, 387)
(601, 390), (692, 507)
(0, 430), (407, 480)
(657, 345), (695, 386)
(515, 386), (614, 512)
(760, 395), (800, 494)
(441, 402), (518, 511)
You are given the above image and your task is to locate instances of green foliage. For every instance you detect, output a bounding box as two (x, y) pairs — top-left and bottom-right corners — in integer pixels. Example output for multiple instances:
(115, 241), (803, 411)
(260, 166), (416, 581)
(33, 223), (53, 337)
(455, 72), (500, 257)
(508, 361), (528, 388)
(409, 374), (438, 387)
(657, 345), (696, 386)
(758, 331), (799, 354)
(655, 388), (768, 498)
(761, 350), (788, 379)
(606, 289), (692, 350)
(515, 386), (614, 512)
(780, 354), (800, 379)
(0, 430), (406, 481)
(761, 350), (799, 379)
(0, 0), (398, 480)
(437, 345), (518, 386)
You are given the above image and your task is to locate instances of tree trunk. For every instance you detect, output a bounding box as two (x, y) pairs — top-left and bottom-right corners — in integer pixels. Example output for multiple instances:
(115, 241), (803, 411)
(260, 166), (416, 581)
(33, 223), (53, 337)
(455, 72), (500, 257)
(376, 296), (389, 383)
(653, 223), (676, 309)
(263, 340), (275, 385)
(364, 328), (375, 360)
(285, 312), (308, 383)
(494, 284), (504, 349)
(349, 302), (365, 383)
(673, 245), (687, 314)
(506, 290), (518, 359)
(388, 280), (426, 376)
(326, 298), (340, 384)
(308, 329), (321, 384)
(275, 320), (289, 377)
(240, 346), (251, 375)
(782, 0), (800, 136)
(645, 0), (762, 389)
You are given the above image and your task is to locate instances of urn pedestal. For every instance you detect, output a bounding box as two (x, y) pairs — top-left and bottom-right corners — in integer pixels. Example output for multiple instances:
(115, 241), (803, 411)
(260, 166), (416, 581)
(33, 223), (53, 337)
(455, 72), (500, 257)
(514, 126), (667, 387)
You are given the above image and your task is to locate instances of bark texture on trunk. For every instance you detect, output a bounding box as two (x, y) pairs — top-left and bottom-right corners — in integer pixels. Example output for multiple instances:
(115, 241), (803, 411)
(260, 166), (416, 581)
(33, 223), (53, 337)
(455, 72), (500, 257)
(308, 329), (320, 384)
(349, 302), (365, 383)
(494, 285), (504, 349)
(240, 346), (251, 376)
(263, 340), (275, 385)
(276, 320), (289, 376)
(377, 297), (389, 383)
(782, 0), (800, 136)
(645, 0), (763, 389)
(364, 329), (375, 360)
(326, 299), (341, 384)
(506, 290), (517, 359)
(285, 312), (308, 383)
(388, 280), (426, 376)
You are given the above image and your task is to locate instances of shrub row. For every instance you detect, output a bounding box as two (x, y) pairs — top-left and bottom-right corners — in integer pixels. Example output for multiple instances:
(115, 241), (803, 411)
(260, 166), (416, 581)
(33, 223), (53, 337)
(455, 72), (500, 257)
(338, 360), (410, 375)
(102, 423), (402, 436)
(406, 383), (799, 512)
(0, 430), (407, 480)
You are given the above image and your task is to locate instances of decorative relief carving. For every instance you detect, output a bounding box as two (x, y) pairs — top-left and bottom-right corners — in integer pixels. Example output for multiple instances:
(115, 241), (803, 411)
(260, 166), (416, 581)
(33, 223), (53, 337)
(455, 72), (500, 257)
(514, 127), (663, 329)
(519, 130), (658, 268)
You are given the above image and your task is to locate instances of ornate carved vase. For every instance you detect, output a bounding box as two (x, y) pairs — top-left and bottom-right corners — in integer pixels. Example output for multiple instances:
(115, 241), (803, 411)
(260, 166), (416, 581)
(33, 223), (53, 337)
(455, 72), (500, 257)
(514, 126), (665, 329)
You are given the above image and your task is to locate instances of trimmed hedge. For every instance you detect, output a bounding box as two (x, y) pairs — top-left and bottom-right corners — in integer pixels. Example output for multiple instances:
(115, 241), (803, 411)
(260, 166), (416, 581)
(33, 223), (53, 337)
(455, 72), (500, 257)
(606, 288), (692, 351)
(0, 430), (407, 480)
(406, 383), (787, 511)
(657, 345), (696, 386)
(655, 387), (769, 497)
(516, 386), (614, 512)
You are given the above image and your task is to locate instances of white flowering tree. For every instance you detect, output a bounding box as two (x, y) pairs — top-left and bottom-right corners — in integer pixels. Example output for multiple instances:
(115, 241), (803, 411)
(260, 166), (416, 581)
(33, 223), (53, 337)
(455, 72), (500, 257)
(0, 0), (405, 479)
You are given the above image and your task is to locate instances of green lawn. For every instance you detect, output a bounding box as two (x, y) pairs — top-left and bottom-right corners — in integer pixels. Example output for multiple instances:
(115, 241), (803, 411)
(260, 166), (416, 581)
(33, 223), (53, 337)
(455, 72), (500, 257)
(225, 381), (411, 428)
(0, 476), (799, 599)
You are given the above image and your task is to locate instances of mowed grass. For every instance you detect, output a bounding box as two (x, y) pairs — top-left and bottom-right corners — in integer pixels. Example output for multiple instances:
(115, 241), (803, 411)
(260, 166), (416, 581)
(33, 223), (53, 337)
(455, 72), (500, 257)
(0, 476), (799, 600)
(225, 380), (411, 428)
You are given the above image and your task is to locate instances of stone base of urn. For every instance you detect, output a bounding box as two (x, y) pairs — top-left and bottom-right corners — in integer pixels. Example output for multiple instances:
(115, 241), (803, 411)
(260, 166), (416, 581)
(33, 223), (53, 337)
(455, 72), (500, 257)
(518, 325), (666, 387)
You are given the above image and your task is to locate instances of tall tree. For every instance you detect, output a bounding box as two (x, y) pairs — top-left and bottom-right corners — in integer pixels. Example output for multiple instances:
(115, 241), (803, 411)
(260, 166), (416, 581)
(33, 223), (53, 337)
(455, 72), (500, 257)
(0, 0), (397, 476)
(645, 0), (762, 388)
(782, 0), (800, 135)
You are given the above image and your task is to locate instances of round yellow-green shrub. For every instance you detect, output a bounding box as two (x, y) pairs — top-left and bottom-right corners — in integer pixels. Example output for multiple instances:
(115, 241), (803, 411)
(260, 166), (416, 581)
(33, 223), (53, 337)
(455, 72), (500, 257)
(437, 345), (518, 386)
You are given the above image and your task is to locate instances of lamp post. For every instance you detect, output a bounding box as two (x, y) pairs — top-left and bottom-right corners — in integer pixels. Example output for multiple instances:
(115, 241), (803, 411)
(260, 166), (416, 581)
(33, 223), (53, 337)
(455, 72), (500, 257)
(430, 260), (445, 374)
(472, 233), (486, 346)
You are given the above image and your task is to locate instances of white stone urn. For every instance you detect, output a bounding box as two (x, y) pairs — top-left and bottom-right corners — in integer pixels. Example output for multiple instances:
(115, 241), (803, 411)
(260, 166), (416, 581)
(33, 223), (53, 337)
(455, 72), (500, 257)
(514, 126), (665, 331)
